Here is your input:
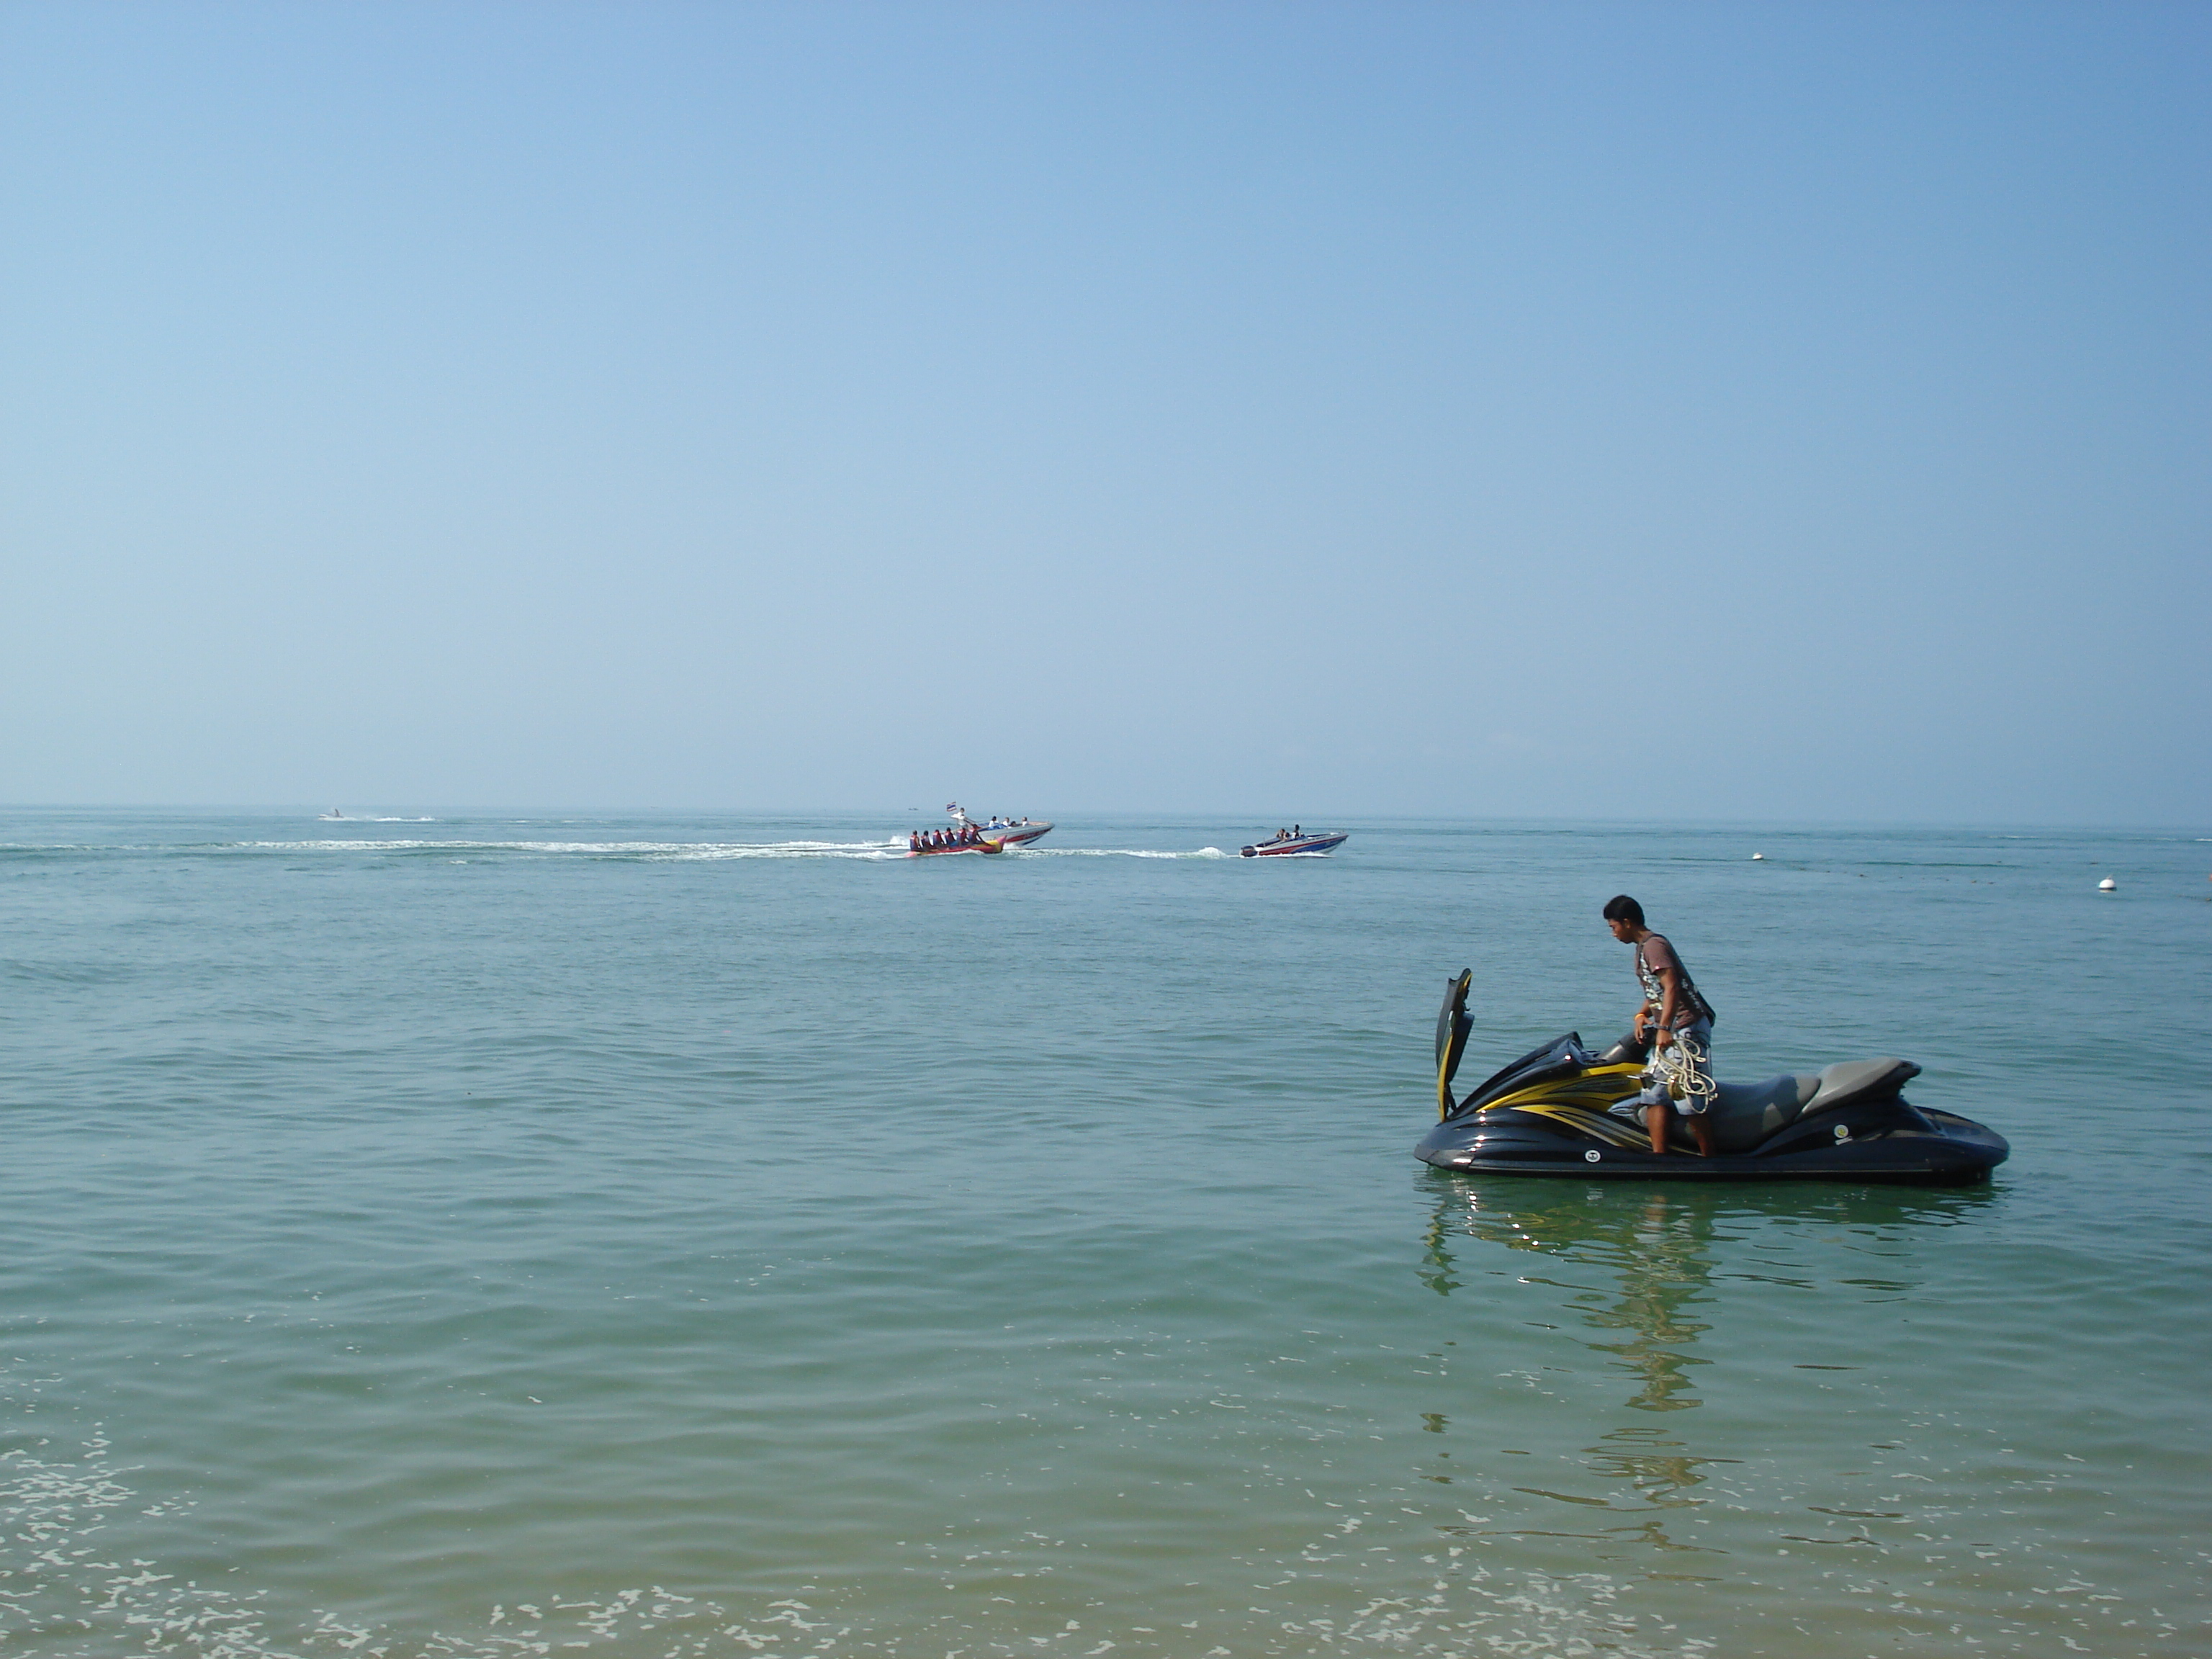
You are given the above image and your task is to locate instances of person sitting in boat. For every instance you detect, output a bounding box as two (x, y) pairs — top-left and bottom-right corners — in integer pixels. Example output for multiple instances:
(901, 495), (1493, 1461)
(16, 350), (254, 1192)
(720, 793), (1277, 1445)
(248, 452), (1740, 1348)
(909, 832), (920, 852)
(1604, 894), (1718, 1157)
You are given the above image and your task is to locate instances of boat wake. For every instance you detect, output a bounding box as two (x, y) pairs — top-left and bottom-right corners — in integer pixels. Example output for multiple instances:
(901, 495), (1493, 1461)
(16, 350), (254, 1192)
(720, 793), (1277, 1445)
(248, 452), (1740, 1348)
(210, 840), (1241, 863)
(234, 839), (912, 860)
(1007, 845), (1231, 860)
(12, 840), (1244, 865)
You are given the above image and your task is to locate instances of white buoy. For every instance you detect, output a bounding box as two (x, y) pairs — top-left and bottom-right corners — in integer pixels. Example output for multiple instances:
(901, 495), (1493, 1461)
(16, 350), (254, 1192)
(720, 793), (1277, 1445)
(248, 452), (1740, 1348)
(2098, 877), (2116, 891)
(1750, 853), (1764, 861)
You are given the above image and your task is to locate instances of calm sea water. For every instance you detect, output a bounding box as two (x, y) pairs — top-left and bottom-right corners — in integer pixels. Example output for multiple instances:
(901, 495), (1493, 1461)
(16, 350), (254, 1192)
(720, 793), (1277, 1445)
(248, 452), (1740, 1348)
(3, 811), (2207, 1659)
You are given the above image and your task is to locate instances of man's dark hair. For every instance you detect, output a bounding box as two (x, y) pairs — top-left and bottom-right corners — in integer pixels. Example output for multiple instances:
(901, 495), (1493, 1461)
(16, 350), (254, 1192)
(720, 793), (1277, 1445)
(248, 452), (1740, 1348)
(1603, 894), (1644, 927)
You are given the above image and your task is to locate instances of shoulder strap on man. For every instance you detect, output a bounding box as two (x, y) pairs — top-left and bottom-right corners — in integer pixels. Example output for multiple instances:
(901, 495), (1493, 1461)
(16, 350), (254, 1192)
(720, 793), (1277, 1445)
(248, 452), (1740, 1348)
(1646, 935), (1717, 1025)
(1677, 944), (1716, 1025)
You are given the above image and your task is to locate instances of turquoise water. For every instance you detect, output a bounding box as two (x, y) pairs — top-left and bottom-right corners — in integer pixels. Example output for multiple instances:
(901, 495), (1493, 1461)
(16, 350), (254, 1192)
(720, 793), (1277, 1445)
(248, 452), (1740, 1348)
(3, 812), (2207, 1658)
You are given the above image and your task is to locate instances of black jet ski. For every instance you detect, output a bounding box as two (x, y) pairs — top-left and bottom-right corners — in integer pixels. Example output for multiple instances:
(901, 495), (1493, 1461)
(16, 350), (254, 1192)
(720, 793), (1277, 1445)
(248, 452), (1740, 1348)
(1417, 970), (2008, 1183)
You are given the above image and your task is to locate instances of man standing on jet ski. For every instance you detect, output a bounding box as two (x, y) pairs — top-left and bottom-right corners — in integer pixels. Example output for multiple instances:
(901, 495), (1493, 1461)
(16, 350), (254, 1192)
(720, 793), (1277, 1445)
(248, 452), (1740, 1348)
(1604, 895), (1719, 1157)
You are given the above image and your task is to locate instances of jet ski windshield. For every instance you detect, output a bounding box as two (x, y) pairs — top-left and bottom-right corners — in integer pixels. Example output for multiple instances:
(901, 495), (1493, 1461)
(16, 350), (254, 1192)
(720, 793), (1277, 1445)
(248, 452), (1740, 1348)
(1452, 1035), (1596, 1118)
(1434, 974), (1607, 1119)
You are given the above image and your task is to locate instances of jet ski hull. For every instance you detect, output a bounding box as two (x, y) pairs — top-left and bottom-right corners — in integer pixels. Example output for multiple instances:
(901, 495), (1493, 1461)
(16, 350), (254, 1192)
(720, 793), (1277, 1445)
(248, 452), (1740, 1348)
(1416, 1102), (2008, 1183)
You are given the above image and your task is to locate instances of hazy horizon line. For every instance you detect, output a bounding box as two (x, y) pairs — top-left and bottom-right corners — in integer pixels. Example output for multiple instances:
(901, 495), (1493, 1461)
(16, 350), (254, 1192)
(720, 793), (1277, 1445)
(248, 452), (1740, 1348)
(4, 802), (2207, 836)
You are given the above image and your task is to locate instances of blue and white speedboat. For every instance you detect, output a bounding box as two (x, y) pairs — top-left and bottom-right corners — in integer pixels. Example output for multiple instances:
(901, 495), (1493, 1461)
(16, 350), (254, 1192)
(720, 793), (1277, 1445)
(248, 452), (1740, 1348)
(1240, 827), (1349, 858)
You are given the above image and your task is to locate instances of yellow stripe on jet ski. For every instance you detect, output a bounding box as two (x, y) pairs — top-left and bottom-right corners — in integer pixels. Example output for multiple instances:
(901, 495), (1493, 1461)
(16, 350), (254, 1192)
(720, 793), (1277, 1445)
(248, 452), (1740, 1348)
(1501, 1102), (1650, 1148)
(1482, 1065), (1642, 1116)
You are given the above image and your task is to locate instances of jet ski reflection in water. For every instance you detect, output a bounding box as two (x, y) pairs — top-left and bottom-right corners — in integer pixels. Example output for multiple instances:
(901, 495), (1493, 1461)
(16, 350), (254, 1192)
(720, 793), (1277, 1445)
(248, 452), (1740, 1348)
(1417, 971), (2008, 1182)
(1423, 1184), (1724, 1416)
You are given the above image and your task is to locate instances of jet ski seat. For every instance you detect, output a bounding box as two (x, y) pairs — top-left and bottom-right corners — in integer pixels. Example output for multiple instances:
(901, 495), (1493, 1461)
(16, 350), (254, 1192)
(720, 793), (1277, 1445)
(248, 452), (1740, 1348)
(1701, 1074), (1822, 1152)
(1661, 1059), (1921, 1154)
(1799, 1058), (1919, 1115)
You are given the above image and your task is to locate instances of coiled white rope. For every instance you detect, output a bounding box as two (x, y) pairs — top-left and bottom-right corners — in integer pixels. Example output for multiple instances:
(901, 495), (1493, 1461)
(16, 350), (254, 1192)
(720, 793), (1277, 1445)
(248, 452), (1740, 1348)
(1649, 1027), (1719, 1110)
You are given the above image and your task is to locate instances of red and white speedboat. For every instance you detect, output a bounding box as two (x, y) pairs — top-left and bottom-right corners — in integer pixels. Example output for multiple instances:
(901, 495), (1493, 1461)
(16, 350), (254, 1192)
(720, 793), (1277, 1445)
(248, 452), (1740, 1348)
(906, 804), (1054, 857)
(950, 803), (1052, 846)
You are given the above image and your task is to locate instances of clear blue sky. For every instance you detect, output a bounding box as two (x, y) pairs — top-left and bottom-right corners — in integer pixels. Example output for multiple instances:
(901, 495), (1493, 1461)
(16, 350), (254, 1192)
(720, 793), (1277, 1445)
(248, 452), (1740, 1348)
(4, 2), (2205, 823)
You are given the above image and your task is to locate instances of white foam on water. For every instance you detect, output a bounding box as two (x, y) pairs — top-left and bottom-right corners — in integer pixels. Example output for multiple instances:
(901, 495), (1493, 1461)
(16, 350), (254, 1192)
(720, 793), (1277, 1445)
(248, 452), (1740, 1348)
(657, 840), (908, 861)
(0, 1431), (289, 1659)
(7, 839), (1236, 864)
(1, 1401), (1714, 1659)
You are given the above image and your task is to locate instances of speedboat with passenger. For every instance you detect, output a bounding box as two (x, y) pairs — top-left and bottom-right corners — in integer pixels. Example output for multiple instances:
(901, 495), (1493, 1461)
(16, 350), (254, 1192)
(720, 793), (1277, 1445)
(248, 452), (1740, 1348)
(1417, 970), (2008, 1182)
(1239, 826), (1349, 858)
(947, 803), (1052, 847)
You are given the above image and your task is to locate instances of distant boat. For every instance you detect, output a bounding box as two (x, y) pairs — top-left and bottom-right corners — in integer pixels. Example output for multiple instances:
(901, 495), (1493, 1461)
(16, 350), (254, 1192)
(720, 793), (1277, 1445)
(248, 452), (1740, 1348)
(1240, 827), (1348, 858)
(319, 809), (345, 820)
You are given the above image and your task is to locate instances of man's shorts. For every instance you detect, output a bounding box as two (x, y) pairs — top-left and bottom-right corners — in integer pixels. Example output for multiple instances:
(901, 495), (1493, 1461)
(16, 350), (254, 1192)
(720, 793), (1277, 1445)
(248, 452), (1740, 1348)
(1635, 1017), (1714, 1116)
